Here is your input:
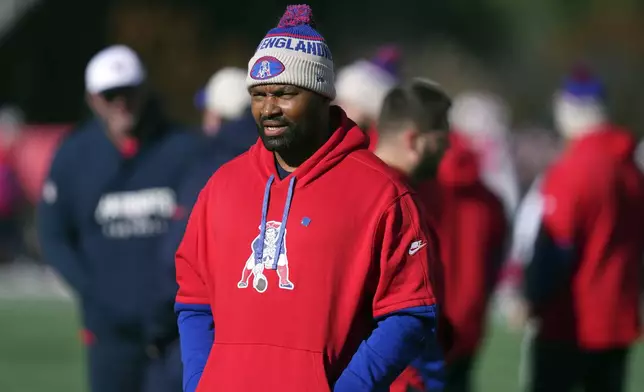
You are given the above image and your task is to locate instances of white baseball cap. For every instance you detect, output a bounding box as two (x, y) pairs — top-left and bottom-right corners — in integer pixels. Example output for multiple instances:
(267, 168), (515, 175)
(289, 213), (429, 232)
(85, 45), (146, 94)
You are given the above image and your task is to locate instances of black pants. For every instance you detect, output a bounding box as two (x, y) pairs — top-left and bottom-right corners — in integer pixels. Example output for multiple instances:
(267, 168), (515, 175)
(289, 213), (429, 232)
(87, 333), (183, 392)
(529, 339), (630, 392)
(444, 356), (475, 392)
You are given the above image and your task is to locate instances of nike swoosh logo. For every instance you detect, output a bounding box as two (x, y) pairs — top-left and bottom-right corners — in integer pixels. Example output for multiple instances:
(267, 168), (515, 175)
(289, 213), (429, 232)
(409, 242), (427, 256)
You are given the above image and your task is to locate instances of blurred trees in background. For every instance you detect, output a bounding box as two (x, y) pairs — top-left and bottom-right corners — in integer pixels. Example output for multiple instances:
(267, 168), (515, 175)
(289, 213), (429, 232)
(1, 0), (643, 133)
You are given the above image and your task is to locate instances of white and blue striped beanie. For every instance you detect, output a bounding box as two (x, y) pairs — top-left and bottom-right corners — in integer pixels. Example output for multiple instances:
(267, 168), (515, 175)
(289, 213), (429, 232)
(246, 4), (335, 100)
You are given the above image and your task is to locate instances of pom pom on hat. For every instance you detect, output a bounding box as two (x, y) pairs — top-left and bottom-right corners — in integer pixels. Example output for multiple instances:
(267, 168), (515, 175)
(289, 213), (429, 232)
(561, 64), (605, 100)
(278, 4), (315, 28)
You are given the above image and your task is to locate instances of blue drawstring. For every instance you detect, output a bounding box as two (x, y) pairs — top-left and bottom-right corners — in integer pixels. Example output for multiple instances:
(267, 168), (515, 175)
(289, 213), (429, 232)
(255, 175), (274, 267)
(255, 174), (296, 270)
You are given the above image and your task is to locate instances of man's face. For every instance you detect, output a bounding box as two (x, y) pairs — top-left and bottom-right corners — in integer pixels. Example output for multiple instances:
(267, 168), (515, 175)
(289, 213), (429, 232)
(249, 84), (325, 152)
(413, 129), (449, 180)
(89, 86), (146, 138)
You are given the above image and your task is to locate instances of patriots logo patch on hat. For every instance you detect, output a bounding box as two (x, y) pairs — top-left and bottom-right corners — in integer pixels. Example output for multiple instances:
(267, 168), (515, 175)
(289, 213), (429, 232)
(250, 56), (285, 80)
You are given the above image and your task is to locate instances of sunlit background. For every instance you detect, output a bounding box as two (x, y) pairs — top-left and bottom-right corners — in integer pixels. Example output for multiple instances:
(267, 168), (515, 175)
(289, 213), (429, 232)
(0, 0), (643, 391)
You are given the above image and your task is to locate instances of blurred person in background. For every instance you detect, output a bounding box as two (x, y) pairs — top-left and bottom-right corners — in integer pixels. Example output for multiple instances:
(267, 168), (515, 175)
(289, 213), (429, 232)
(37, 45), (203, 392)
(175, 5), (441, 391)
(373, 78), (452, 392)
(424, 91), (514, 392)
(193, 67), (252, 137)
(496, 176), (545, 333)
(497, 128), (561, 333)
(176, 66), (255, 208)
(520, 68), (644, 392)
(448, 91), (520, 219)
(152, 66), (256, 355)
(335, 45), (400, 148)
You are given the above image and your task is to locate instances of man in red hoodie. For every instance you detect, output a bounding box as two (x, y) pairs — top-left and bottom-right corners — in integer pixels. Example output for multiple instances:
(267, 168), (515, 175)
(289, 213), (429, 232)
(373, 79), (452, 392)
(174, 5), (442, 392)
(374, 81), (509, 392)
(522, 69), (644, 391)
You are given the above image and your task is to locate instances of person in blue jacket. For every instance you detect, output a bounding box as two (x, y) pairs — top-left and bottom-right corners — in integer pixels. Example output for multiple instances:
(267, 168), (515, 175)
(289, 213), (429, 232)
(37, 45), (203, 392)
(151, 67), (258, 345)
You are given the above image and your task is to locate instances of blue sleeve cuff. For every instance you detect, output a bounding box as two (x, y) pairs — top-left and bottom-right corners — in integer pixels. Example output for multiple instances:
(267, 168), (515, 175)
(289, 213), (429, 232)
(176, 302), (214, 392)
(334, 305), (440, 392)
(184, 371), (203, 392)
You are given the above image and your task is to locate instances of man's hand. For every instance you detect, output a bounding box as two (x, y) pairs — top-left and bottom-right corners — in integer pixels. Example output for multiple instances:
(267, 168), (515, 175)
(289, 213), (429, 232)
(506, 297), (531, 333)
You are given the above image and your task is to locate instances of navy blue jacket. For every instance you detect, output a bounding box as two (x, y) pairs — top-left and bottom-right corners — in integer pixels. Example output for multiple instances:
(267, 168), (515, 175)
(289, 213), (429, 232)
(37, 116), (203, 339)
(173, 109), (258, 221)
(152, 109), (258, 339)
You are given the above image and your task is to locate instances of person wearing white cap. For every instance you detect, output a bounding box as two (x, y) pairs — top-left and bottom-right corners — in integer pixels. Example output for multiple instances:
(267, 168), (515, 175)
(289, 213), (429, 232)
(194, 67), (251, 136)
(160, 67), (258, 320)
(449, 90), (520, 219)
(335, 45), (400, 147)
(37, 45), (203, 392)
(84, 45), (150, 146)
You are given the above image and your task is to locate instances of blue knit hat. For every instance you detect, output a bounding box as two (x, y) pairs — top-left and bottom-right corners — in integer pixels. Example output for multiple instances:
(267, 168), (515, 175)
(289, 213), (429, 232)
(246, 4), (335, 99)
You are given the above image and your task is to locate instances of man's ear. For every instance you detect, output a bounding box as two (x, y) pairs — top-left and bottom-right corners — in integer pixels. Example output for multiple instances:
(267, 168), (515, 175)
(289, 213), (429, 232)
(402, 127), (422, 154)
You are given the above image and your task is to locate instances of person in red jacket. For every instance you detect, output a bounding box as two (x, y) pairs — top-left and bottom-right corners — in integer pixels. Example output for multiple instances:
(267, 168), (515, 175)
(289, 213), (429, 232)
(522, 68), (644, 392)
(174, 5), (442, 392)
(436, 131), (508, 392)
(373, 78), (452, 392)
(374, 83), (509, 392)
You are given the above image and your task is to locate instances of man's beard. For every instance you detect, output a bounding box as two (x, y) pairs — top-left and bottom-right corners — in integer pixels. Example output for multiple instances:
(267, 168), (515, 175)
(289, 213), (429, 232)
(412, 150), (444, 182)
(257, 116), (302, 153)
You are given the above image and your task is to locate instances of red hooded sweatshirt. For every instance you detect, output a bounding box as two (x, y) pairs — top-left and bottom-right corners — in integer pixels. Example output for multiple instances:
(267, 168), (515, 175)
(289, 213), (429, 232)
(176, 109), (438, 391)
(369, 130), (504, 391)
(529, 126), (644, 348)
(367, 125), (379, 151)
(372, 132), (504, 391)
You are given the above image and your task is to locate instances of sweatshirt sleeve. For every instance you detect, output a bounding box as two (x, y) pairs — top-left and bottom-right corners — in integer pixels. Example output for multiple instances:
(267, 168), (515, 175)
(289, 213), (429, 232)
(334, 192), (442, 391)
(175, 180), (212, 305)
(372, 192), (438, 317)
(175, 183), (214, 391)
(36, 144), (88, 296)
(333, 305), (441, 392)
(175, 303), (214, 392)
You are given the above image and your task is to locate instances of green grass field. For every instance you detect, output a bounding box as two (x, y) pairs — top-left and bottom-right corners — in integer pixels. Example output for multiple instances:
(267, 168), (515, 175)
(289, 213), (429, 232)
(0, 300), (642, 392)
